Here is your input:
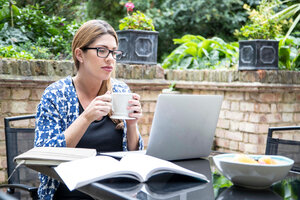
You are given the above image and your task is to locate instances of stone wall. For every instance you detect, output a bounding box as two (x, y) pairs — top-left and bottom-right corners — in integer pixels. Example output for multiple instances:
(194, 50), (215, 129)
(0, 58), (300, 183)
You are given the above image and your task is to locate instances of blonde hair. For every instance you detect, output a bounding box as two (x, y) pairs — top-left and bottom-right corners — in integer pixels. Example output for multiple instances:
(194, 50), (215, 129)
(72, 20), (123, 129)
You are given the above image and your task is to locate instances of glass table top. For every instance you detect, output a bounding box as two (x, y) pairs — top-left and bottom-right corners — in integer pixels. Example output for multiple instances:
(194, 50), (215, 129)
(84, 157), (300, 200)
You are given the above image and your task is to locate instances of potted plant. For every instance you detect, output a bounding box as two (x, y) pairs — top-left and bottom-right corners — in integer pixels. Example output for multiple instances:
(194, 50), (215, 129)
(234, 0), (292, 70)
(117, 2), (158, 65)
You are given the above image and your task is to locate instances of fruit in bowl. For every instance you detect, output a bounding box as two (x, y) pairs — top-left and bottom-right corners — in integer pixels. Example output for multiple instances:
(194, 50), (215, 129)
(213, 154), (294, 189)
(233, 154), (278, 165)
(233, 154), (258, 164)
(258, 156), (277, 165)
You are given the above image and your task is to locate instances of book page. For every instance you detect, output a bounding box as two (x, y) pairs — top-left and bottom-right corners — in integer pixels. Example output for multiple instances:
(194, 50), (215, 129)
(119, 154), (208, 182)
(54, 156), (143, 191)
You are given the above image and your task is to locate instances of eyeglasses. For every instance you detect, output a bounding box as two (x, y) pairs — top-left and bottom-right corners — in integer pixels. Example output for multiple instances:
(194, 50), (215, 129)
(83, 47), (123, 60)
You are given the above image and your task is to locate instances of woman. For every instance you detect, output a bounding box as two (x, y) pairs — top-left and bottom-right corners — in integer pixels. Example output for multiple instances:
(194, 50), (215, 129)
(34, 20), (144, 199)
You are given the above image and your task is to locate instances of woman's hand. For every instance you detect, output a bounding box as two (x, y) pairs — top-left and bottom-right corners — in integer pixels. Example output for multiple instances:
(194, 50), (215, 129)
(126, 93), (142, 126)
(82, 91), (112, 122)
(126, 93), (142, 150)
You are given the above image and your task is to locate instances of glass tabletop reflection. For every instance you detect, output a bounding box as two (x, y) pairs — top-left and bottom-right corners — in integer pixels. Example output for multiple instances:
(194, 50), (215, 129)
(90, 157), (300, 200)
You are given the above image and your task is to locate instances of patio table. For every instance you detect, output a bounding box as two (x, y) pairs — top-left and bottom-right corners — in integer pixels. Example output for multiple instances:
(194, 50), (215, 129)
(27, 153), (300, 200)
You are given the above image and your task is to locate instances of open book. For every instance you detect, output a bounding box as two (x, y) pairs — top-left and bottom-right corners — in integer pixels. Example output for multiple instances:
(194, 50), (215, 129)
(14, 147), (97, 166)
(54, 154), (209, 191)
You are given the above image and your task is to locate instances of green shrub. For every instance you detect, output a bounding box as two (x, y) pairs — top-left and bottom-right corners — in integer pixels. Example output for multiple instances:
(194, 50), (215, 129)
(14, 5), (81, 57)
(148, 0), (250, 62)
(0, 45), (34, 59)
(18, 41), (55, 60)
(0, 1), (82, 60)
(15, 0), (84, 22)
(163, 34), (299, 71)
(162, 35), (239, 70)
(234, 0), (292, 39)
(278, 36), (300, 71)
(0, 23), (29, 45)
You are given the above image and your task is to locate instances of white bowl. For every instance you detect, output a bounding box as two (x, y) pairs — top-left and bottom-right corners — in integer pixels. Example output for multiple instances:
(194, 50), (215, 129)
(213, 154), (294, 189)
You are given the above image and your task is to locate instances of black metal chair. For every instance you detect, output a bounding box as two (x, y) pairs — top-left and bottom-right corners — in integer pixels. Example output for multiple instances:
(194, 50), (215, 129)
(265, 126), (300, 172)
(0, 115), (39, 200)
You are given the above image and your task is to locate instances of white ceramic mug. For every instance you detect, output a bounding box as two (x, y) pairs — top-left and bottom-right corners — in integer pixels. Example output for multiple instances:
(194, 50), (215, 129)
(111, 93), (134, 119)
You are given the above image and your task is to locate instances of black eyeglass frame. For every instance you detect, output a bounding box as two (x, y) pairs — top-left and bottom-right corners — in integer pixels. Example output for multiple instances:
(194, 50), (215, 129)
(82, 47), (123, 60)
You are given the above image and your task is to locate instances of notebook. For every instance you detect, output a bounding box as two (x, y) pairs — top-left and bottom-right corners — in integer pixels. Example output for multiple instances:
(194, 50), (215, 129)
(102, 94), (223, 161)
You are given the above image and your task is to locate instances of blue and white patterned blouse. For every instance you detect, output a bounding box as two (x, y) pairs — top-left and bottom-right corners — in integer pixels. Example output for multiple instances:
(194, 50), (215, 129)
(34, 76), (144, 200)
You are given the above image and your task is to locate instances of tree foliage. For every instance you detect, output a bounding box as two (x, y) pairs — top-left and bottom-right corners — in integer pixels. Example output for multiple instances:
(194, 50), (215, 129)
(86, 0), (125, 29)
(147, 0), (252, 62)
(1, 0), (298, 71)
(270, 1), (300, 42)
(234, 0), (292, 40)
(14, 0), (84, 21)
(0, 0), (82, 59)
(85, 0), (257, 62)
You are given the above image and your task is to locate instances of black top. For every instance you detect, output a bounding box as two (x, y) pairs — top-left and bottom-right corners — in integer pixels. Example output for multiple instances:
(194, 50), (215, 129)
(76, 101), (123, 153)
(54, 82), (123, 199)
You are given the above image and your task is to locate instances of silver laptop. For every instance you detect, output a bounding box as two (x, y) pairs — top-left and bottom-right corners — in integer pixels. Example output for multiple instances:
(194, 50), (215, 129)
(102, 94), (223, 161)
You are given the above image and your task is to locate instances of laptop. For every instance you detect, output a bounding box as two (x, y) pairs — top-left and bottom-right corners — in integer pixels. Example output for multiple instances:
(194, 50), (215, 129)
(102, 94), (223, 161)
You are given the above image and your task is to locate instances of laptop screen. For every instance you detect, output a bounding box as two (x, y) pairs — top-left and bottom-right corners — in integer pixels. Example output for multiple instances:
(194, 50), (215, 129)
(146, 94), (223, 161)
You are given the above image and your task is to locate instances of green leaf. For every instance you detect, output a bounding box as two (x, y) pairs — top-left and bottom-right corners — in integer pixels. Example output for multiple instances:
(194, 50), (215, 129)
(279, 46), (291, 69)
(11, 5), (21, 16)
(283, 13), (300, 43)
(48, 27), (60, 35)
(184, 42), (198, 57)
(192, 58), (199, 69)
(292, 53), (300, 70)
(174, 35), (198, 44)
(0, 2), (10, 21)
(270, 3), (300, 22)
(180, 57), (193, 69)
(202, 48), (210, 59)
(200, 40), (212, 50)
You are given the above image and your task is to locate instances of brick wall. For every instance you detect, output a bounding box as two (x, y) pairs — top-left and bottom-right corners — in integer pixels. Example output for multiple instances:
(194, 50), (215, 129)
(165, 70), (300, 154)
(0, 58), (300, 183)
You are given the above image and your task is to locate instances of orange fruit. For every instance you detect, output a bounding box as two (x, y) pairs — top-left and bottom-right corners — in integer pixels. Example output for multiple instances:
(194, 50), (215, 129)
(233, 154), (258, 164)
(258, 156), (277, 164)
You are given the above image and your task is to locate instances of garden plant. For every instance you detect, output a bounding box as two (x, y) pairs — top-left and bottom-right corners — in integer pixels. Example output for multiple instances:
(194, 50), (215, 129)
(0, 0), (81, 60)
(162, 35), (239, 70)
(119, 1), (155, 31)
(162, 0), (299, 70)
(234, 0), (299, 71)
(0, 0), (299, 71)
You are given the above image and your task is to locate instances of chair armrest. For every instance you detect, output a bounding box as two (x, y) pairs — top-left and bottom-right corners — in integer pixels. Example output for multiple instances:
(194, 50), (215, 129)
(0, 184), (38, 199)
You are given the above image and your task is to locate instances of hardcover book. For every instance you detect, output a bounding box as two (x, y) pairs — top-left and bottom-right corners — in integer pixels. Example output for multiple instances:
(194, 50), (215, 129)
(14, 147), (97, 166)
